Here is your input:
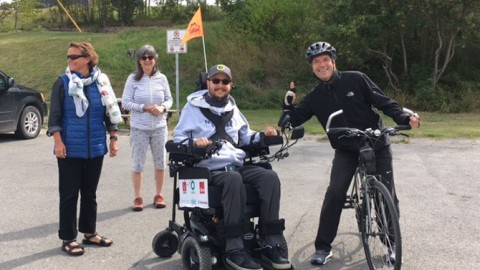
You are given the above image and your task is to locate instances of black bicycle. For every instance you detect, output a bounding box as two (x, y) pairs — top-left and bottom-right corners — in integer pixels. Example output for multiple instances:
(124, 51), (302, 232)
(326, 109), (414, 270)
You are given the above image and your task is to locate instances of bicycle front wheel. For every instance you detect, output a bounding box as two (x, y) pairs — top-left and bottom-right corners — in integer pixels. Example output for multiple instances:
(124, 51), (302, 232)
(361, 178), (402, 270)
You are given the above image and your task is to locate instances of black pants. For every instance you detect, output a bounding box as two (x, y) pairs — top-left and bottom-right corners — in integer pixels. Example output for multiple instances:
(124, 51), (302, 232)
(57, 156), (104, 241)
(314, 146), (399, 251)
(210, 165), (282, 251)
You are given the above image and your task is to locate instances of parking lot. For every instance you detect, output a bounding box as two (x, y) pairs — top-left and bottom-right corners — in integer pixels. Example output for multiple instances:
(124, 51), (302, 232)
(1, 132), (479, 269)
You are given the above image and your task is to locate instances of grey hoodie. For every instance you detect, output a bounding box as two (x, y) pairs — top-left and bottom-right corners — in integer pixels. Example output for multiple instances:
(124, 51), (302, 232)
(173, 90), (260, 170)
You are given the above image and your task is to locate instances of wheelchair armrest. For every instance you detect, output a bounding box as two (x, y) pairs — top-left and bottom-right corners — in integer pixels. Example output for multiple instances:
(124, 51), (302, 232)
(240, 133), (282, 159)
(166, 140), (206, 162)
(241, 144), (270, 159)
(166, 140), (189, 153)
(264, 134), (283, 146)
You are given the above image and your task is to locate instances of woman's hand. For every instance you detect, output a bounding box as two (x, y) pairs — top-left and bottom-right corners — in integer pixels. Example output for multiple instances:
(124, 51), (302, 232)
(144, 105), (166, 117)
(53, 132), (67, 159)
(109, 140), (118, 157)
(54, 141), (67, 159)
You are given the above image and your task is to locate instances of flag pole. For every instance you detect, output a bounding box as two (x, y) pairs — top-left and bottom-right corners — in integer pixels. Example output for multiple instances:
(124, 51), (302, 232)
(202, 35), (208, 72)
(198, 4), (207, 72)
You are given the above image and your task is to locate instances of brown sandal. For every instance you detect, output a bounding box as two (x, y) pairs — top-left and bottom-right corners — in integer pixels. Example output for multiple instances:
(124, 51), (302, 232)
(82, 233), (113, 247)
(62, 240), (85, 256)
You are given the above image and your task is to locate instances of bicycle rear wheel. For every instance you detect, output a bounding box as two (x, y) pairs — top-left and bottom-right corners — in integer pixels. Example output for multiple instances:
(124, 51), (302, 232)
(361, 178), (402, 270)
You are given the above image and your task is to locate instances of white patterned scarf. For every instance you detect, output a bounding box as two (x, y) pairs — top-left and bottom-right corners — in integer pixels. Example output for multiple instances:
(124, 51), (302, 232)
(65, 66), (123, 124)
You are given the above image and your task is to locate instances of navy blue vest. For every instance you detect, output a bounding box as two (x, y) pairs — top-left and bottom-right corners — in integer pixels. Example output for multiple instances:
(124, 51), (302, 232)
(60, 74), (108, 159)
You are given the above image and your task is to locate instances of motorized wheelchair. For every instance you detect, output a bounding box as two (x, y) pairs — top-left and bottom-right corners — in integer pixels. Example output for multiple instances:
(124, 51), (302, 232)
(151, 116), (304, 270)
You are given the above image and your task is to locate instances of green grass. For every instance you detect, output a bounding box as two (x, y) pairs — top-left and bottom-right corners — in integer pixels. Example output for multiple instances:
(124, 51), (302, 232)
(0, 25), (238, 105)
(0, 31), (112, 97)
(400, 111), (480, 139)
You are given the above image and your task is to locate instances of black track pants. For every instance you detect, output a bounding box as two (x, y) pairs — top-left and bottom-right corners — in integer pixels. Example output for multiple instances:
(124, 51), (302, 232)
(57, 156), (104, 240)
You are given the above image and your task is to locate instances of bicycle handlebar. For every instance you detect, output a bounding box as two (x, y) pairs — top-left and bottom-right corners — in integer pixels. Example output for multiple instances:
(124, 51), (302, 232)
(325, 108), (415, 140)
(325, 109), (344, 133)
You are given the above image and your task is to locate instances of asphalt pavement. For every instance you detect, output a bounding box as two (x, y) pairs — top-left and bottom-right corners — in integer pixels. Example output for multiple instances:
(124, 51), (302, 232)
(1, 131), (479, 270)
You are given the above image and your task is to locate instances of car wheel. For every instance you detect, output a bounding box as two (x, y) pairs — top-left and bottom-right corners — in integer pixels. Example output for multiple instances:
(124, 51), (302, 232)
(15, 106), (41, 139)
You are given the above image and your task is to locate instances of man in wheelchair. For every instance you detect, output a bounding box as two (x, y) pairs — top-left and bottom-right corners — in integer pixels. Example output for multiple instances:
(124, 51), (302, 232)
(173, 64), (291, 270)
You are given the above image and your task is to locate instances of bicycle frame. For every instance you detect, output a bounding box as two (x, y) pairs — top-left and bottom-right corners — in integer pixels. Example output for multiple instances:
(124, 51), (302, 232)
(347, 158), (382, 232)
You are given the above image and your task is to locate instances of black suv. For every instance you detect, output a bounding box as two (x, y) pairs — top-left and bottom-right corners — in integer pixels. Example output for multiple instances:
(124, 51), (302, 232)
(0, 70), (48, 139)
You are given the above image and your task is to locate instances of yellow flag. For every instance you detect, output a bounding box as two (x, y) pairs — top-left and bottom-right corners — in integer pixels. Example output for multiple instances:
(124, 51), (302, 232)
(181, 6), (204, 45)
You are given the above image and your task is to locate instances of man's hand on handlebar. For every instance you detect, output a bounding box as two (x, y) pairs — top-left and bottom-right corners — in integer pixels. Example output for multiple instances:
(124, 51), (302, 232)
(263, 127), (278, 137)
(409, 113), (421, 129)
(193, 137), (212, 148)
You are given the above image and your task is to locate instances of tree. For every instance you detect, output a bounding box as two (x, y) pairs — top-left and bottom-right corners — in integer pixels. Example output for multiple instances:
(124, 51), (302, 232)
(11, 0), (40, 29)
(110, 0), (137, 26)
(421, 0), (480, 90)
(316, 0), (480, 93)
(0, 2), (14, 26)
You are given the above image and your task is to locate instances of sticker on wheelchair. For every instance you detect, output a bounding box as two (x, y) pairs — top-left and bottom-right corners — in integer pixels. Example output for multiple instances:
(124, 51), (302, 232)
(178, 178), (209, 209)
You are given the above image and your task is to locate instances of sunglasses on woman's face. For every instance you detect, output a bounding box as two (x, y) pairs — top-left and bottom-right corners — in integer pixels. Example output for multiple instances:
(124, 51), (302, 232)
(67, 54), (86, 60)
(209, 78), (231, 85)
(141, 56), (155, 61)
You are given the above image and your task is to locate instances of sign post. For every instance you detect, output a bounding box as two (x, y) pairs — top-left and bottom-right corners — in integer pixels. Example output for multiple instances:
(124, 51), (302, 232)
(167, 29), (187, 114)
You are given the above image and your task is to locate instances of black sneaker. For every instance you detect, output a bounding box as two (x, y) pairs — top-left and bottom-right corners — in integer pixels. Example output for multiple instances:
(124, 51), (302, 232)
(310, 249), (332, 265)
(225, 249), (263, 270)
(261, 244), (291, 269)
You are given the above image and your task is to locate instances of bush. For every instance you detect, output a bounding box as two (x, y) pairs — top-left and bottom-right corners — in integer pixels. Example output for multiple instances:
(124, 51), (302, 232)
(416, 81), (480, 113)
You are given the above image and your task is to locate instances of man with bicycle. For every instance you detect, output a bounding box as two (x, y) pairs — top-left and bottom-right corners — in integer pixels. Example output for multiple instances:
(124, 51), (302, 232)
(282, 41), (420, 265)
(174, 64), (291, 270)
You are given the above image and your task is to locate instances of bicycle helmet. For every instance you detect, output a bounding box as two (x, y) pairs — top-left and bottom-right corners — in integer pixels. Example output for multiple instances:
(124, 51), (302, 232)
(305, 41), (337, 63)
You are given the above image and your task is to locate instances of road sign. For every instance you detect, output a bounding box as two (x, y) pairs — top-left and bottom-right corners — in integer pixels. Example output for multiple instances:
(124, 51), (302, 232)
(167, 29), (187, 54)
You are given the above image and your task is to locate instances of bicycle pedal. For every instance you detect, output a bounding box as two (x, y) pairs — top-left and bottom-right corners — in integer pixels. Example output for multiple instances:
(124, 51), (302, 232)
(343, 198), (355, 208)
(343, 202), (355, 209)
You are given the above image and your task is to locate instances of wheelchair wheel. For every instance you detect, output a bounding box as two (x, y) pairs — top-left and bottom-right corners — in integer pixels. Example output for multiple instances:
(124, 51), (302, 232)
(181, 236), (212, 270)
(152, 230), (178, 258)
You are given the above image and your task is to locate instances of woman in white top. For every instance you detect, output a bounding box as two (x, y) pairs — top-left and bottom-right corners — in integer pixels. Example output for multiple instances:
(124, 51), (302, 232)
(121, 44), (173, 211)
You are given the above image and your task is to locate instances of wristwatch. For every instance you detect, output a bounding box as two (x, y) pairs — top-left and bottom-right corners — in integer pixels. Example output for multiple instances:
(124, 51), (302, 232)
(110, 135), (118, 141)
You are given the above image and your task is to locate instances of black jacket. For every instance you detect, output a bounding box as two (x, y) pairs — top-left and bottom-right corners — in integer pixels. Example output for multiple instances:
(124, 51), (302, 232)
(288, 70), (410, 152)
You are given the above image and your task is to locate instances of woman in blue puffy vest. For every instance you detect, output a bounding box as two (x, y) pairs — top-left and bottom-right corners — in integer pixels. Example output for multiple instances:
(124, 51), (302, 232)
(47, 42), (119, 256)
